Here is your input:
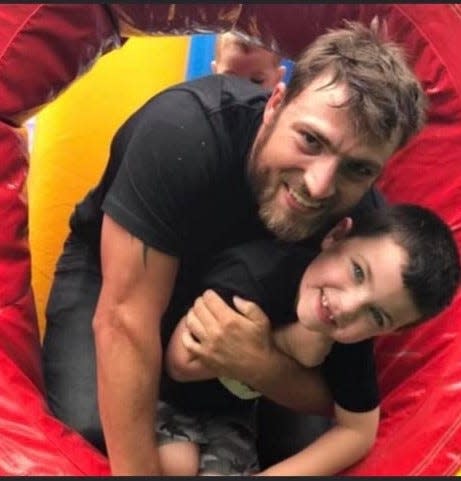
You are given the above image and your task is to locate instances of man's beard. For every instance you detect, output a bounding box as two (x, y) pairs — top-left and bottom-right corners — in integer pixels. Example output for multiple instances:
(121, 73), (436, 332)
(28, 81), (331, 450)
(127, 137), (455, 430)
(247, 113), (335, 242)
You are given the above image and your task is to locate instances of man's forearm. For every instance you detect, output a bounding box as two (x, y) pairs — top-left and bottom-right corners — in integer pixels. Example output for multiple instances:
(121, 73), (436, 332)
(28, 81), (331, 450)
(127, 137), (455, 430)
(95, 319), (162, 475)
(247, 347), (332, 415)
(166, 316), (216, 381)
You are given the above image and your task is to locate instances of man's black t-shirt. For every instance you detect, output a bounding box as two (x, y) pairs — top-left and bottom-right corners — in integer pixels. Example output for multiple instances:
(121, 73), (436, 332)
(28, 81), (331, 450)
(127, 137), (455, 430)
(67, 74), (382, 415)
(159, 239), (379, 415)
(70, 75), (271, 260)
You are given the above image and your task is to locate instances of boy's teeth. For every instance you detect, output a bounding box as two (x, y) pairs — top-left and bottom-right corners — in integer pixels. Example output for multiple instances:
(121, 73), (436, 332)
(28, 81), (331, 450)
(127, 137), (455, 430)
(322, 292), (336, 322)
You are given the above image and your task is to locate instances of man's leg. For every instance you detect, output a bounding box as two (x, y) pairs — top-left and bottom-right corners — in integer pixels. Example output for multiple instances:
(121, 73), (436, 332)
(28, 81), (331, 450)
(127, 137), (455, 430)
(42, 235), (105, 452)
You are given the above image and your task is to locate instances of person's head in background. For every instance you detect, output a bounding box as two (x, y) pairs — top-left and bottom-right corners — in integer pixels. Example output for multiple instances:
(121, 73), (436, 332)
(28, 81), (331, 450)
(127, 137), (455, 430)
(296, 203), (461, 344)
(212, 31), (286, 90)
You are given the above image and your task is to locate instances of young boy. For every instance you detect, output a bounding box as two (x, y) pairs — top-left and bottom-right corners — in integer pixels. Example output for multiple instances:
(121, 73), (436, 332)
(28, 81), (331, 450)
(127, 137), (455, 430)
(158, 204), (460, 476)
(211, 31), (286, 90)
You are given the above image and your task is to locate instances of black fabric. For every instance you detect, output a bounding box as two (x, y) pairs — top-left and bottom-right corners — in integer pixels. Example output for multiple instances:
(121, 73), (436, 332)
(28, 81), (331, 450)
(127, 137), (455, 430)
(70, 75), (270, 260)
(161, 238), (379, 414)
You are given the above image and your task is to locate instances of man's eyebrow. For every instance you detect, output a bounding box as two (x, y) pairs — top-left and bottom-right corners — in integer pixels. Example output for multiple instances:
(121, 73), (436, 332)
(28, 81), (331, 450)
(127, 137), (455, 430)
(359, 253), (395, 327)
(308, 126), (381, 168)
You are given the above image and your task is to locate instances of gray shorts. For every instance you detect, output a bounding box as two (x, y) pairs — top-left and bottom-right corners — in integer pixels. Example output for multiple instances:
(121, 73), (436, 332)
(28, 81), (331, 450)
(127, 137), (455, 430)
(156, 400), (259, 475)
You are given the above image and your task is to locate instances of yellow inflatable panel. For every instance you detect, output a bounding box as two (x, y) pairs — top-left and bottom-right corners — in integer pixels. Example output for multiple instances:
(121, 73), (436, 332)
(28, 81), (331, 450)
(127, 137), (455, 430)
(28, 36), (190, 336)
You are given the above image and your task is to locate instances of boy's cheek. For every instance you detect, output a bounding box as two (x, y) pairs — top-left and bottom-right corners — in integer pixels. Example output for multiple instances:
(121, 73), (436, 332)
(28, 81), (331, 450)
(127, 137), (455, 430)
(333, 323), (370, 344)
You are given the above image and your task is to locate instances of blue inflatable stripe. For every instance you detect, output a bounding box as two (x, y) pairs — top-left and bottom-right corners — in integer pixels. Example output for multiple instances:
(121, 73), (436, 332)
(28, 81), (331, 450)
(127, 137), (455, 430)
(186, 34), (216, 81)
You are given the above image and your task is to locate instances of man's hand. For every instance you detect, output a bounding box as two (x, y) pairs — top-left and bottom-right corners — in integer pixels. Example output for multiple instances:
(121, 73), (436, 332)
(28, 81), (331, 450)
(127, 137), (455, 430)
(181, 289), (273, 386)
(182, 289), (333, 415)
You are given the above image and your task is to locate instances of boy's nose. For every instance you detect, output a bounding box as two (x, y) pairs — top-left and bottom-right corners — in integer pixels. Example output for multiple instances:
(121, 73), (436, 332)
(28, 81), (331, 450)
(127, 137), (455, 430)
(334, 292), (367, 327)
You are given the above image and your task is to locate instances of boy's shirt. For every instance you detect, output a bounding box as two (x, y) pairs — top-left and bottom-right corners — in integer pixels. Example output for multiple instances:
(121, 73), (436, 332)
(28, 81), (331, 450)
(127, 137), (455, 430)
(159, 238), (379, 414)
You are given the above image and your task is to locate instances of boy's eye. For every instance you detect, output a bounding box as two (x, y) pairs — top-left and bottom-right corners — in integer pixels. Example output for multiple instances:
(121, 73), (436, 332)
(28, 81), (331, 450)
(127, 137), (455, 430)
(303, 133), (322, 154)
(369, 306), (385, 328)
(352, 261), (364, 283)
(251, 78), (265, 85)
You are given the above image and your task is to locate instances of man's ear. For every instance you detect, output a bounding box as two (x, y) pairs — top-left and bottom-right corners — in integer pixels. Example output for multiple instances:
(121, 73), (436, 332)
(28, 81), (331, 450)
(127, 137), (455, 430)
(321, 217), (353, 250)
(211, 60), (218, 74)
(263, 81), (286, 124)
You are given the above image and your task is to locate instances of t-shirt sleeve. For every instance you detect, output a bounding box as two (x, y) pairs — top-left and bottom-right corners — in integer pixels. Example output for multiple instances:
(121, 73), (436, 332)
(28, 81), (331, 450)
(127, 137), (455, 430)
(102, 89), (219, 256)
(321, 340), (379, 412)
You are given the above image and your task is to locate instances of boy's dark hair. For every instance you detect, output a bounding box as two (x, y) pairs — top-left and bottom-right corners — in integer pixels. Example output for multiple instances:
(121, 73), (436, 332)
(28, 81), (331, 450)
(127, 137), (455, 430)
(348, 204), (460, 323)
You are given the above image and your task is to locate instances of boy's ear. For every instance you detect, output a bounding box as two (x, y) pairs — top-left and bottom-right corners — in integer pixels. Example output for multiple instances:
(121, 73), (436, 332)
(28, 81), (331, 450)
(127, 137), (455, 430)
(211, 60), (218, 74)
(321, 217), (353, 250)
(263, 81), (286, 124)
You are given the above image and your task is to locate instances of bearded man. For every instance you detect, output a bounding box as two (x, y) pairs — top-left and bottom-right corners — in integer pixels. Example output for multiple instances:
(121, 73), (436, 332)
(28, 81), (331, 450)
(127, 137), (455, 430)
(42, 22), (425, 476)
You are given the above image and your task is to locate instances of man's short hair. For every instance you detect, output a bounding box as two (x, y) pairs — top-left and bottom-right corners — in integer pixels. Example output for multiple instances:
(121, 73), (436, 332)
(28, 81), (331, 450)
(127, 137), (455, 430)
(284, 20), (427, 150)
(348, 204), (460, 323)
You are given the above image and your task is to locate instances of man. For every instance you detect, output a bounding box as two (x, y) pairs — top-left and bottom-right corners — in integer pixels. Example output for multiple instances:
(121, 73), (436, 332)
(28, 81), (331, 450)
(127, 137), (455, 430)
(42, 22), (426, 475)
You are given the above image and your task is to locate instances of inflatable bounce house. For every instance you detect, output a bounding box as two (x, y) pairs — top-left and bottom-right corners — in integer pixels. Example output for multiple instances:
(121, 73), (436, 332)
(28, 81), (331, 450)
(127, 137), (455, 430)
(0, 4), (461, 475)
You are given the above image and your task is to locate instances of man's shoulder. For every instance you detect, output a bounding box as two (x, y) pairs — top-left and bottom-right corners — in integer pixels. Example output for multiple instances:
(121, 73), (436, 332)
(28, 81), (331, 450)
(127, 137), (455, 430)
(164, 74), (269, 113)
(117, 75), (267, 145)
(350, 187), (387, 221)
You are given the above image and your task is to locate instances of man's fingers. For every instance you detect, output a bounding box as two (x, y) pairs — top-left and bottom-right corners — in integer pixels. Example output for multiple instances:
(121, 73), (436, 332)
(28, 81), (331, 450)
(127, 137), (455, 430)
(181, 328), (201, 355)
(202, 289), (229, 311)
(185, 309), (207, 341)
(233, 295), (269, 325)
(202, 289), (244, 322)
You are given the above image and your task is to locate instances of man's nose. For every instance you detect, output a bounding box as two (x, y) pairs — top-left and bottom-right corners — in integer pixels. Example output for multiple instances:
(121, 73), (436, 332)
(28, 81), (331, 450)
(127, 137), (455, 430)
(303, 156), (339, 200)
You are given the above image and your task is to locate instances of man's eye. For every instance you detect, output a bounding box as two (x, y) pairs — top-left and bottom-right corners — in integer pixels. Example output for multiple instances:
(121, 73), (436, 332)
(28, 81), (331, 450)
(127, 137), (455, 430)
(352, 261), (364, 283)
(369, 306), (385, 328)
(303, 133), (322, 154)
(343, 161), (376, 179)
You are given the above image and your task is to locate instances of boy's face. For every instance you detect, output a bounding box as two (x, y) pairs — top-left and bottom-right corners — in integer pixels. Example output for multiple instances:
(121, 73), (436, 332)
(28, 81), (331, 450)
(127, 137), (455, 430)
(212, 42), (284, 90)
(296, 227), (421, 344)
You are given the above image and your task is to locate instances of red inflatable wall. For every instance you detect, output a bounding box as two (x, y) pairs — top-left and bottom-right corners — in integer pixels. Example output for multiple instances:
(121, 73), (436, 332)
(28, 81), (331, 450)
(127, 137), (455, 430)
(0, 4), (460, 475)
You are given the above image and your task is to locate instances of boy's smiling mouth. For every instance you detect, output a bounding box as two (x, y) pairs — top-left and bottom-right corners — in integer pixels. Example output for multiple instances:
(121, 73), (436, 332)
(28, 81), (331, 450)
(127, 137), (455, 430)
(319, 288), (336, 326)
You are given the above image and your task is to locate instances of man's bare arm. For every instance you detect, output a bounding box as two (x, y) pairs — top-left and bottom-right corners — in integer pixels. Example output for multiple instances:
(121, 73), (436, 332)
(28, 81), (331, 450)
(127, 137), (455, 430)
(273, 323), (333, 367)
(93, 215), (179, 475)
(182, 290), (333, 414)
(165, 316), (216, 381)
